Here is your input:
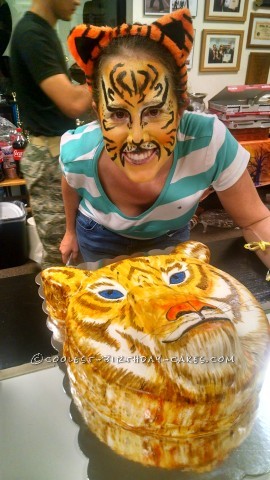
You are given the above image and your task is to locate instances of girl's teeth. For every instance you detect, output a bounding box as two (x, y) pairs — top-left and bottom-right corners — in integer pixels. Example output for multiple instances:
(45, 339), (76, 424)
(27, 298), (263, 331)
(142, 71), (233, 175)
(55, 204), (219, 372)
(127, 149), (154, 161)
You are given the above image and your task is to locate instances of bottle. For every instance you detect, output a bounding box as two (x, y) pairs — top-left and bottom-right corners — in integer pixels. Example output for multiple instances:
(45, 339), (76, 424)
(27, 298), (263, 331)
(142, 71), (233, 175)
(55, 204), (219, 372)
(0, 147), (5, 181)
(2, 136), (18, 180)
(12, 128), (27, 178)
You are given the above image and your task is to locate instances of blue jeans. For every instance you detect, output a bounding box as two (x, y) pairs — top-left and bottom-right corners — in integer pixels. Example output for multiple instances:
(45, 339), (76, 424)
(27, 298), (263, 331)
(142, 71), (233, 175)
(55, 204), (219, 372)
(76, 211), (190, 262)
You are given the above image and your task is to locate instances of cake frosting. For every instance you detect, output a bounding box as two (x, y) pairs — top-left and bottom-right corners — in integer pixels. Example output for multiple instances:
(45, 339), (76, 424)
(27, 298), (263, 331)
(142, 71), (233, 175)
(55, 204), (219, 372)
(41, 241), (270, 471)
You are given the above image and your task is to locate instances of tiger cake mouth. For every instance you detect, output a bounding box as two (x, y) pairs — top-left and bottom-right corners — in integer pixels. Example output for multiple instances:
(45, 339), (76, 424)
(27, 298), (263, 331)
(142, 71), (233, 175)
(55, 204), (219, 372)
(162, 317), (233, 344)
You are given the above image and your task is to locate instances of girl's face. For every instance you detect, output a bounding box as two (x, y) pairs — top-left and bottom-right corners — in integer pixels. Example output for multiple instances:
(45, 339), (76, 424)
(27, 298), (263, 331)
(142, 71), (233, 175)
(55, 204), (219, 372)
(96, 56), (181, 183)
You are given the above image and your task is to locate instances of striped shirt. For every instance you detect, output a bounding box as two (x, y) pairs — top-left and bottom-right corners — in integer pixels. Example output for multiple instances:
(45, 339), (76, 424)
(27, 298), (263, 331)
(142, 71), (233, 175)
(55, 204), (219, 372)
(60, 111), (249, 239)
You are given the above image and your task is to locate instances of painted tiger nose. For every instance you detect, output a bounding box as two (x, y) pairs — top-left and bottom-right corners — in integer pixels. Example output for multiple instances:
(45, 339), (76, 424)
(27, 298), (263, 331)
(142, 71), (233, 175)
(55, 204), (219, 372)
(166, 300), (216, 321)
(127, 127), (150, 145)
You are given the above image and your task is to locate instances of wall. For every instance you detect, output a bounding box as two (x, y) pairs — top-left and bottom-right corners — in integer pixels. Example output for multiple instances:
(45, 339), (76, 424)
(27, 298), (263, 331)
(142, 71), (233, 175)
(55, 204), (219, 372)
(127, 0), (270, 105)
(4, 0), (270, 104)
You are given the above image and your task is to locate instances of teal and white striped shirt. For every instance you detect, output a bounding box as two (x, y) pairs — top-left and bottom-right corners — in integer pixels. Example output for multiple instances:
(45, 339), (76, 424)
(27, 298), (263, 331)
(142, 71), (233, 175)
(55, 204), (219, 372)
(60, 111), (249, 239)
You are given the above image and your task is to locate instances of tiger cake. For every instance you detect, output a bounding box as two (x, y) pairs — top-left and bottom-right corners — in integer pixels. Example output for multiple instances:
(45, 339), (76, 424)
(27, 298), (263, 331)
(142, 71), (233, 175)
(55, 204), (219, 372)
(41, 241), (270, 471)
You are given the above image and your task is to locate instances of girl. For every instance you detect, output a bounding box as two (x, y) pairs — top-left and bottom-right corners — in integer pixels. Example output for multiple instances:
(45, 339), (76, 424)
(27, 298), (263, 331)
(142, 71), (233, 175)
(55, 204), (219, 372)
(59, 9), (270, 269)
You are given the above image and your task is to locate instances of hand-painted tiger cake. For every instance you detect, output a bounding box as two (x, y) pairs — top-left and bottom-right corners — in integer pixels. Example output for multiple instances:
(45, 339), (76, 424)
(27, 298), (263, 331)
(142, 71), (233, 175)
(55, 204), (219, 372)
(41, 241), (270, 471)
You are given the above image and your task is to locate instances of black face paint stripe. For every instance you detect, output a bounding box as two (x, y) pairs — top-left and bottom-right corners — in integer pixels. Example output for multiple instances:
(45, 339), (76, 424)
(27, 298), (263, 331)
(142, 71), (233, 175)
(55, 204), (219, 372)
(161, 111), (175, 130)
(165, 147), (172, 156)
(147, 64), (159, 89)
(116, 71), (133, 97)
(137, 70), (151, 97)
(131, 71), (138, 95)
(101, 79), (109, 108)
(109, 63), (126, 99)
(103, 136), (115, 144)
(108, 88), (115, 101)
(137, 93), (146, 104)
(167, 136), (176, 146)
(106, 145), (117, 152)
(102, 119), (115, 131)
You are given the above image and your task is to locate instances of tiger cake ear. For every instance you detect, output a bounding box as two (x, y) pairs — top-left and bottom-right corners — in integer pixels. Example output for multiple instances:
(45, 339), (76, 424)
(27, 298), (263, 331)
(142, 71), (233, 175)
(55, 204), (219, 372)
(171, 241), (211, 263)
(41, 267), (91, 339)
(67, 8), (193, 92)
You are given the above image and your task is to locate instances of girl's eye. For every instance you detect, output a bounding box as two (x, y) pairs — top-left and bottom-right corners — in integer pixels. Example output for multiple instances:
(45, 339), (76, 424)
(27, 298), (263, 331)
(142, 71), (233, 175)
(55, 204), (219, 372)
(111, 110), (129, 120)
(169, 271), (186, 285)
(144, 107), (161, 118)
(98, 289), (124, 300)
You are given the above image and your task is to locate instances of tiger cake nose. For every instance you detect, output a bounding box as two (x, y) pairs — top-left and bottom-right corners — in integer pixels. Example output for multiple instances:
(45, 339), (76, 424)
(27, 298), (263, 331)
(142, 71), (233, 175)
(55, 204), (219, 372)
(166, 299), (217, 321)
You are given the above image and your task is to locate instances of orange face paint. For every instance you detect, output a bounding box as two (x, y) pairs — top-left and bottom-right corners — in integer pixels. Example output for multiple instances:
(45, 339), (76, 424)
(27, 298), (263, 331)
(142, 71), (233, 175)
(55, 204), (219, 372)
(98, 57), (180, 183)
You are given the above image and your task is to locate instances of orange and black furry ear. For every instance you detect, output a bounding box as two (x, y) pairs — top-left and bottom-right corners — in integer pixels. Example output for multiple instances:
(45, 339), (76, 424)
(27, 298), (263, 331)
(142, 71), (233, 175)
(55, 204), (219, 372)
(68, 8), (193, 96)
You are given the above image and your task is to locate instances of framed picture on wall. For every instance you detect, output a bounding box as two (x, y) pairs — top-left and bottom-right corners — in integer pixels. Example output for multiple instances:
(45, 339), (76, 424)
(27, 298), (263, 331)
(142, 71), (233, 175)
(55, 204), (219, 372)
(245, 52), (270, 84)
(204, 0), (248, 22)
(144, 0), (170, 16)
(170, 0), (198, 17)
(246, 13), (270, 48)
(199, 30), (244, 72)
(186, 30), (195, 69)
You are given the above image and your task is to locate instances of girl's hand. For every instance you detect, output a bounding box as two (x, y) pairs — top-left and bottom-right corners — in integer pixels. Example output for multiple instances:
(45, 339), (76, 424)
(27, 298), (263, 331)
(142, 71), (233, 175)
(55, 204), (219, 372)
(60, 231), (79, 265)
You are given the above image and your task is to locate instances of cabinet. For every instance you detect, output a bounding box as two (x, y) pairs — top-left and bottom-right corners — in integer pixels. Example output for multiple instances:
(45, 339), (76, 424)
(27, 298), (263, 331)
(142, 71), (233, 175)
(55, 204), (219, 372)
(243, 138), (270, 187)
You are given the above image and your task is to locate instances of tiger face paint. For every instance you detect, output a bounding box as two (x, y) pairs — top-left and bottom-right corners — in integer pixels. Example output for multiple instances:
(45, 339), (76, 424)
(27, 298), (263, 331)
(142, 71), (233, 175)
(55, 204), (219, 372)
(97, 57), (180, 183)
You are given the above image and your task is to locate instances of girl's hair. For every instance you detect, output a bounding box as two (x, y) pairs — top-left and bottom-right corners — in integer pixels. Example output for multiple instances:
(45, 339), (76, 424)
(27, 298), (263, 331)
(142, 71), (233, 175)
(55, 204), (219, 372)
(92, 35), (188, 108)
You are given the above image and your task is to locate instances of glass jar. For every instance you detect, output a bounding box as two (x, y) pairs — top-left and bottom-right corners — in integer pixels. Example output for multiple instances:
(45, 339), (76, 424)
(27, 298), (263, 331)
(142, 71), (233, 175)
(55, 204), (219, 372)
(188, 93), (207, 113)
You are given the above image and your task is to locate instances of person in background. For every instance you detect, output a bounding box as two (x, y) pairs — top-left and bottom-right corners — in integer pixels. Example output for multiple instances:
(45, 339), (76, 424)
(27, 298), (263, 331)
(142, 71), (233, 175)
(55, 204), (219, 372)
(223, 0), (240, 12)
(59, 9), (270, 272)
(208, 44), (221, 63)
(10, 0), (92, 269)
(218, 44), (225, 63)
(224, 44), (234, 63)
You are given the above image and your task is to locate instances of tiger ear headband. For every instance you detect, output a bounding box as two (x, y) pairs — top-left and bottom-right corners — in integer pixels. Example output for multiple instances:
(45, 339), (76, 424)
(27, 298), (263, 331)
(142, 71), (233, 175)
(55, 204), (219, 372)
(68, 8), (194, 97)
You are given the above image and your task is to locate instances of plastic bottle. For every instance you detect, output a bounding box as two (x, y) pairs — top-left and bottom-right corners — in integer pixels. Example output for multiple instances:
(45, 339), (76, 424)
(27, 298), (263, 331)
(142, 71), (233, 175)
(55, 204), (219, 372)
(0, 147), (5, 181)
(2, 136), (17, 179)
(12, 128), (27, 178)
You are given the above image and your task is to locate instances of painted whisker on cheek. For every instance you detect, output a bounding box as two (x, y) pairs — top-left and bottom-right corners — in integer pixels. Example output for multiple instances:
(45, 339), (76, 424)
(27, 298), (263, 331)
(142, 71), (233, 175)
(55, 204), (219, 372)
(103, 136), (115, 144)
(162, 112), (175, 129)
(167, 138), (176, 146)
(164, 147), (173, 156)
(106, 145), (117, 152)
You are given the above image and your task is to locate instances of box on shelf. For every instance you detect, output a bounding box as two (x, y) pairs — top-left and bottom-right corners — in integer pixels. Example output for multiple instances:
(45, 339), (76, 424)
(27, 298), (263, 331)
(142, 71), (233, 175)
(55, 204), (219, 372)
(208, 84), (270, 115)
(0, 201), (28, 268)
(208, 84), (270, 141)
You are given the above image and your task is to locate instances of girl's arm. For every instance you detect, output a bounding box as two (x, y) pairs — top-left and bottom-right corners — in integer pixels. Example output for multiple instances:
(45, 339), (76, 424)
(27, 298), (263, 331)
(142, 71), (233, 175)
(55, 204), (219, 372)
(59, 176), (80, 264)
(217, 169), (270, 269)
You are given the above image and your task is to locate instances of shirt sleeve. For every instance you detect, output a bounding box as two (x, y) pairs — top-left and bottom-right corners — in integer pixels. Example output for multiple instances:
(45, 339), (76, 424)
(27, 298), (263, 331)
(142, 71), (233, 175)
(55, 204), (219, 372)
(210, 117), (250, 191)
(59, 122), (103, 184)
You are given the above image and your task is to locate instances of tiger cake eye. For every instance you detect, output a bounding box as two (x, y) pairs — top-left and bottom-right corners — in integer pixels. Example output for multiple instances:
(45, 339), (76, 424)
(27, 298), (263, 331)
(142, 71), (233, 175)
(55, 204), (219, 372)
(41, 240), (270, 471)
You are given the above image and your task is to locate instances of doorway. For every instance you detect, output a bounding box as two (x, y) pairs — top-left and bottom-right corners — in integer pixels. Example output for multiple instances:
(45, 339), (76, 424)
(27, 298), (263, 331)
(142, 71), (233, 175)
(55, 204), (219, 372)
(83, 0), (126, 26)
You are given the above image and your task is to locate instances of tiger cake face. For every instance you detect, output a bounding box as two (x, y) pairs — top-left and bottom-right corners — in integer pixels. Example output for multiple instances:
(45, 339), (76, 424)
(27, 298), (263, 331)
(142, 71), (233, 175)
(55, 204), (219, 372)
(41, 241), (270, 471)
